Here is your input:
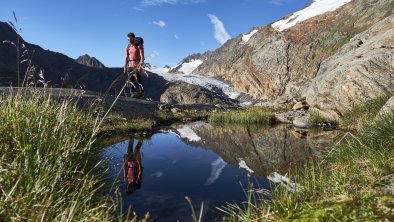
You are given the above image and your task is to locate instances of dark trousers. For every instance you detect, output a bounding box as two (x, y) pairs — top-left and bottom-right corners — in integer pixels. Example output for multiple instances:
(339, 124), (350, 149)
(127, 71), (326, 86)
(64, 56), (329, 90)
(126, 67), (144, 93)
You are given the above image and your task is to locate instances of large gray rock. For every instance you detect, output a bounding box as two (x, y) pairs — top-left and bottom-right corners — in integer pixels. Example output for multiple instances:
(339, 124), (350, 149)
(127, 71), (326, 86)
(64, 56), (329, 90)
(303, 15), (394, 120)
(376, 96), (394, 119)
(160, 81), (237, 106)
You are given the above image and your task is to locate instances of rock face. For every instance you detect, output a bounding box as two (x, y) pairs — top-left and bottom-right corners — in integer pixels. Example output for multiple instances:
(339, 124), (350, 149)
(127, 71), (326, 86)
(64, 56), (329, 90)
(376, 96), (394, 119)
(303, 15), (394, 119)
(160, 81), (236, 106)
(76, 54), (106, 68)
(191, 0), (393, 114)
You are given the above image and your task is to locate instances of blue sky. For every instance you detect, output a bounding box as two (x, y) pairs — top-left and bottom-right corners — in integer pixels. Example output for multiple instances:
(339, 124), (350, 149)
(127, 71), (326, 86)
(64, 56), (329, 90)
(1, 0), (310, 68)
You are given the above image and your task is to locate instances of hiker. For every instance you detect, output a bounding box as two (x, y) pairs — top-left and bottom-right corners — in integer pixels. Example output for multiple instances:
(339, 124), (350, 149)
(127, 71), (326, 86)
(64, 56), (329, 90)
(124, 32), (145, 97)
(123, 135), (143, 193)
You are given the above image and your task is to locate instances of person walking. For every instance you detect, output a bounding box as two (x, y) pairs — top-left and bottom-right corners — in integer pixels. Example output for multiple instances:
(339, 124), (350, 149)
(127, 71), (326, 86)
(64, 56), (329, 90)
(124, 32), (145, 98)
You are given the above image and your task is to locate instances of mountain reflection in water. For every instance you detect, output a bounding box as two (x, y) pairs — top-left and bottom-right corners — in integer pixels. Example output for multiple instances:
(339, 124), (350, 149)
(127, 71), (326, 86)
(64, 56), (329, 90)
(178, 122), (340, 177)
(102, 123), (339, 221)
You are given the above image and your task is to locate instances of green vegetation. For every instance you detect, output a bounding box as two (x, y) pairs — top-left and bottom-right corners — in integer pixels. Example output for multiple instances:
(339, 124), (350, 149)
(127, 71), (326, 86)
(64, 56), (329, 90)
(98, 114), (155, 136)
(156, 108), (211, 123)
(0, 91), (133, 221)
(341, 95), (390, 130)
(219, 97), (394, 221)
(208, 107), (275, 125)
(309, 110), (326, 125)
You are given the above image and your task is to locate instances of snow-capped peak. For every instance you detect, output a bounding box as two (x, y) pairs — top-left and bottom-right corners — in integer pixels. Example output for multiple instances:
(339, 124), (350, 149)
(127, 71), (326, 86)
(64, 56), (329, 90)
(177, 59), (203, 75)
(271, 0), (352, 31)
(242, 29), (258, 43)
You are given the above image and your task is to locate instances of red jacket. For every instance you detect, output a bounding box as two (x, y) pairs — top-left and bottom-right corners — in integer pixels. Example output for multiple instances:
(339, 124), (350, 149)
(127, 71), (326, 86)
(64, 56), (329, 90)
(124, 160), (142, 184)
(126, 44), (144, 68)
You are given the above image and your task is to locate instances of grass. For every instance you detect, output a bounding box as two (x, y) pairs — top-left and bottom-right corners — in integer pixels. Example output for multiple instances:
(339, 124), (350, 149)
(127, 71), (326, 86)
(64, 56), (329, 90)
(0, 91), (136, 222)
(341, 95), (390, 130)
(309, 110), (326, 125)
(98, 114), (155, 136)
(208, 107), (275, 125)
(219, 98), (394, 221)
(156, 108), (211, 124)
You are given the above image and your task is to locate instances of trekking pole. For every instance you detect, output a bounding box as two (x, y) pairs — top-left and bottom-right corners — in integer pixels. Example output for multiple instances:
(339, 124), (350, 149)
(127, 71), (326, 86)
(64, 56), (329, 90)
(100, 69), (137, 102)
(92, 77), (130, 135)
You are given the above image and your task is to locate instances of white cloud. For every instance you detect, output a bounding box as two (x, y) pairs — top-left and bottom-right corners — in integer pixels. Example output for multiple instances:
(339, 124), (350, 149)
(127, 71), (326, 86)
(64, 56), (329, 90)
(207, 14), (231, 45)
(141, 0), (177, 7)
(174, 34), (180, 39)
(153, 20), (166, 28)
(268, 0), (296, 6)
(137, 0), (206, 8)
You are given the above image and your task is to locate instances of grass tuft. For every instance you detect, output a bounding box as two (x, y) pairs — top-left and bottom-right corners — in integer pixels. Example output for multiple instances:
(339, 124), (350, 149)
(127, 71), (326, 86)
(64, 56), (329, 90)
(0, 91), (127, 221)
(209, 107), (275, 125)
(219, 102), (394, 221)
(341, 95), (390, 130)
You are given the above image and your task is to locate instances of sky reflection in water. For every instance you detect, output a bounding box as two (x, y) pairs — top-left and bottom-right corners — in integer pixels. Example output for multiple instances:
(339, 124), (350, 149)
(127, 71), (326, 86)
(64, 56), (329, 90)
(102, 132), (269, 221)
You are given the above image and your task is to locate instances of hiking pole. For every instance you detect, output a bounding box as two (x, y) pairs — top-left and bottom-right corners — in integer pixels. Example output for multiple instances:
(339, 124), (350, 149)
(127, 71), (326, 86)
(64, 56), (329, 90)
(92, 77), (130, 135)
(100, 69), (137, 103)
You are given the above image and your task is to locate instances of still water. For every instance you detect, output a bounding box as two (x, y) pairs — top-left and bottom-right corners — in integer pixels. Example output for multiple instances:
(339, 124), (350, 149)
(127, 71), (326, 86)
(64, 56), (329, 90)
(101, 122), (339, 221)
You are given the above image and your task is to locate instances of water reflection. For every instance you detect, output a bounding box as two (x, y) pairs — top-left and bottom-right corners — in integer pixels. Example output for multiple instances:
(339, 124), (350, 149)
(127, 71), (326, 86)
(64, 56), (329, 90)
(176, 122), (341, 177)
(102, 123), (340, 221)
(123, 136), (143, 194)
(102, 132), (267, 221)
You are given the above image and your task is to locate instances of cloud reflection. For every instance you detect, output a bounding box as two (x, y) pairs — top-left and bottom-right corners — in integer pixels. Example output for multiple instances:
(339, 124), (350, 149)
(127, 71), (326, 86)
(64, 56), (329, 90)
(205, 157), (227, 185)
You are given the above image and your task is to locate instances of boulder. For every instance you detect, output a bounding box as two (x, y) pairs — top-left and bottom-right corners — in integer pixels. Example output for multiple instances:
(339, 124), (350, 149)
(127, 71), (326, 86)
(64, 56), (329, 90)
(303, 15), (394, 119)
(160, 81), (237, 106)
(376, 96), (394, 119)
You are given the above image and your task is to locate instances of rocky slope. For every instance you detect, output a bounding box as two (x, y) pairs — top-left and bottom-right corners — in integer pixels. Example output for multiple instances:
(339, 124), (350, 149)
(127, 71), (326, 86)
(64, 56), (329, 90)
(76, 54), (106, 68)
(303, 14), (394, 119)
(160, 81), (237, 106)
(192, 0), (393, 117)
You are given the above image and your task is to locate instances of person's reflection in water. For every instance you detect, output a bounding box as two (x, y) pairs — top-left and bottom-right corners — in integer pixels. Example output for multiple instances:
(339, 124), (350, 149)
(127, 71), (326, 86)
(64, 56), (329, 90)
(123, 135), (143, 194)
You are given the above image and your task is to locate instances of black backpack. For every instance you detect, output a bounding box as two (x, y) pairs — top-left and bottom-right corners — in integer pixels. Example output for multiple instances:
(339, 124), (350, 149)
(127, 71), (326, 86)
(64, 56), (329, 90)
(135, 37), (143, 46)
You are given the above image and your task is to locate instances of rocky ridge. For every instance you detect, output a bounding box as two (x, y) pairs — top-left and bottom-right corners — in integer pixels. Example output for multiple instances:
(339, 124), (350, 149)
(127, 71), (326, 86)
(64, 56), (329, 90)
(76, 54), (106, 68)
(191, 0), (393, 119)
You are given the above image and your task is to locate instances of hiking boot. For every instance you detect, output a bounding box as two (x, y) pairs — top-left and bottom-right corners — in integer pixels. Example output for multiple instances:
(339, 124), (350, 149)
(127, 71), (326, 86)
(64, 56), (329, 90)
(134, 91), (144, 99)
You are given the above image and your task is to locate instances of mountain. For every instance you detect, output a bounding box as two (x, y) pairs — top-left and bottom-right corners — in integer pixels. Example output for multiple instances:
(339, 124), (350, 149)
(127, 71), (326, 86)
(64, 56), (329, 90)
(0, 21), (169, 100)
(187, 0), (393, 119)
(169, 52), (211, 74)
(76, 54), (105, 68)
(0, 21), (118, 91)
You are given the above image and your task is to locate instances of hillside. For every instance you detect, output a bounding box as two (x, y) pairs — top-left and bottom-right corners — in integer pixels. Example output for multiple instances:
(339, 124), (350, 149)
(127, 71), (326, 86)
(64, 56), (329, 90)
(0, 21), (120, 92)
(191, 0), (393, 118)
(0, 21), (170, 100)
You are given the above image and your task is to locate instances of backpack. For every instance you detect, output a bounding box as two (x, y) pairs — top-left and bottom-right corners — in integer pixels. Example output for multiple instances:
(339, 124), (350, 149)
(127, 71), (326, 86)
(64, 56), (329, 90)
(127, 37), (144, 51)
(135, 37), (144, 46)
